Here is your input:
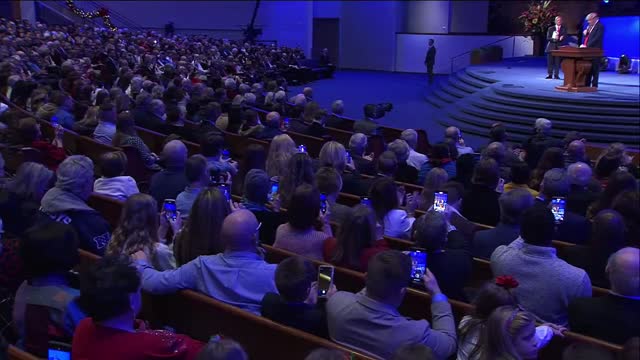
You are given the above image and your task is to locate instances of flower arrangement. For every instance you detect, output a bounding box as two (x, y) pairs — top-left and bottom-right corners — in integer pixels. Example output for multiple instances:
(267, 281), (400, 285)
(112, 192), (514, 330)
(518, 0), (558, 34)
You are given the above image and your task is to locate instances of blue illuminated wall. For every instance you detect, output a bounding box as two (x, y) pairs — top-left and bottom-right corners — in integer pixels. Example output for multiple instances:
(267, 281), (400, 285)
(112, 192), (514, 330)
(599, 16), (640, 58)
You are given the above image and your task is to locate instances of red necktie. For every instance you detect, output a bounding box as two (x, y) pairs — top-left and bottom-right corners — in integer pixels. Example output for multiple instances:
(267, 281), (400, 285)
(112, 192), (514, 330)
(583, 27), (591, 46)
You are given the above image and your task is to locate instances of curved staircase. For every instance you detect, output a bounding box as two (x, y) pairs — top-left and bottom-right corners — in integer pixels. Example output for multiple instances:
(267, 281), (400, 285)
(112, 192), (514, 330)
(426, 65), (640, 149)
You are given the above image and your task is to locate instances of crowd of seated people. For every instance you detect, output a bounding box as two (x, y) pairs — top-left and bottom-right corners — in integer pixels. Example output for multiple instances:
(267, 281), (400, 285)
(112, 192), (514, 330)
(0, 16), (639, 360)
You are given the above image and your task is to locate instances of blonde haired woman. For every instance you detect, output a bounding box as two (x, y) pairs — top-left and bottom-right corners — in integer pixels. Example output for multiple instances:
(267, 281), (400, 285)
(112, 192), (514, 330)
(266, 134), (296, 180)
(318, 141), (355, 173)
(106, 194), (175, 270)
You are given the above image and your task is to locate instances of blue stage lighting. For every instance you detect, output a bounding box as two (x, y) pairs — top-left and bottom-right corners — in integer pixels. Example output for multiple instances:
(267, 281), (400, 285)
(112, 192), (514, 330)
(602, 0), (610, 4)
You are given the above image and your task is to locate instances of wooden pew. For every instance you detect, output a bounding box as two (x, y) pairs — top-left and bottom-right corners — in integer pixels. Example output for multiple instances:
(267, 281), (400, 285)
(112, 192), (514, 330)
(8, 345), (42, 360)
(87, 193), (124, 228)
(286, 131), (325, 158)
(76, 250), (374, 360)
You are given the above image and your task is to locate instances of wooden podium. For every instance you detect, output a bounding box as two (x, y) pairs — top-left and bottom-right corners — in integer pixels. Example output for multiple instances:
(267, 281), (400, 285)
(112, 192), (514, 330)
(551, 47), (604, 92)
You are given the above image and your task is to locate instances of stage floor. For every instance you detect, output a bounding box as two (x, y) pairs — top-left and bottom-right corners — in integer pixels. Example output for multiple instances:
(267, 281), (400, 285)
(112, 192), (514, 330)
(466, 57), (639, 101)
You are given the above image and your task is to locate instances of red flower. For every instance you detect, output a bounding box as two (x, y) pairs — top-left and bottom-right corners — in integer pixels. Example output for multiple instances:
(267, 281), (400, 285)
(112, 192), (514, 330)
(97, 7), (109, 17)
(496, 276), (519, 289)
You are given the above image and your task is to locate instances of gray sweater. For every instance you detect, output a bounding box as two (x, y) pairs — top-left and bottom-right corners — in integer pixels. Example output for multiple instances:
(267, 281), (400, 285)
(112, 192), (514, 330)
(491, 237), (592, 326)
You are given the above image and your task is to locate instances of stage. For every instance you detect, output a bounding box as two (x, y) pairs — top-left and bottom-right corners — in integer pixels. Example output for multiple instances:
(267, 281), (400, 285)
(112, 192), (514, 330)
(289, 56), (639, 150)
(426, 57), (640, 149)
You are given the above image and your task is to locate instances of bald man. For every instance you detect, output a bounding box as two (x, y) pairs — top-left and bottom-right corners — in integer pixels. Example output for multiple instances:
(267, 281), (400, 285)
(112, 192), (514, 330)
(444, 127), (473, 155)
(565, 140), (588, 166)
(133, 210), (278, 315)
(566, 162), (601, 216)
(569, 247), (640, 344)
(254, 111), (283, 140)
(581, 13), (604, 87)
(148, 140), (189, 206)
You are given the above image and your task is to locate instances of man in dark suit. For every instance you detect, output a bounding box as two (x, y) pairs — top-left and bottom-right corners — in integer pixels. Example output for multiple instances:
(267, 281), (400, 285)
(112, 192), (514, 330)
(353, 104), (382, 136)
(566, 162), (601, 216)
(348, 133), (376, 176)
(581, 12), (604, 87)
(473, 189), (535, 259)
(254, 112), (283, 141)
(534, 168), (591, 244)
(424, 39), (436, 84)
(545, 16), (568, 79)
(412, 211), (472, 302)
(325, 100), (352, 130)
(305, 110), (328, 139)
(569, 247), (640, 345)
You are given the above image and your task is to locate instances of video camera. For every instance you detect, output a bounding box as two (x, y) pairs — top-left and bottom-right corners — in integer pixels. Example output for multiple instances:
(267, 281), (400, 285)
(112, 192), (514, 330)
(364, 103), (393, 119)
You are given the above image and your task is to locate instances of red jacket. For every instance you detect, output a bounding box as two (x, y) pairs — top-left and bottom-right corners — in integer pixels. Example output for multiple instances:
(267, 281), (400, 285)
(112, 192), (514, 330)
(72, 318), (204, 360)
(30, 140), (66, 171)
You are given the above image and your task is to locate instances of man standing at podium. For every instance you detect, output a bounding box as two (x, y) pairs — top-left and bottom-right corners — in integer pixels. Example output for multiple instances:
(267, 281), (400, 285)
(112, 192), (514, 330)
(545, 16), (567, 79)
(580, 13), (604, 88)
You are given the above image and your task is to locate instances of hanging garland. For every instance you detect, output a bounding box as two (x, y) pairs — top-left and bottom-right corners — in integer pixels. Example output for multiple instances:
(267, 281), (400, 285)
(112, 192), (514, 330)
(64, 0), (117, 32)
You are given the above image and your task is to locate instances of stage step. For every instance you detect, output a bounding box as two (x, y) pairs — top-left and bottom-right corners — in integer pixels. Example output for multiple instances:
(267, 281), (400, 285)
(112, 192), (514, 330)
(455, 71), (490, 89)
(479, 91), (640, 117)
(443, 105), (640, 145)
(440, 83), (467, 99)
(468, 98), (639, 126)
(464, 68), (500, 84)
(432, 88), (458, 104)
(459, 104), (639, 135)
(493, 85), (640, 108)
(426, 93), (447, 109)
(448, 76), (478, 94)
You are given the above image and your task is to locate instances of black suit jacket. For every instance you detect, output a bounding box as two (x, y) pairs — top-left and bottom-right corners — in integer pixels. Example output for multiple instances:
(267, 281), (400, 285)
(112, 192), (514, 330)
(569, 294), (640, 344)
(472, 223), (521, 260)
(545, 25), (568, 52)
(563, 245), (610, 288)
(395, 163), (418, 184)
(353, 119), (381, 136)
(254, 126), (283, 141)
(421, 230), (472, 301)
(261, 293), (329, 338)
(533, 200), (591, 244)
(325, 114), (353, 131)
(461, 184), (501, 226)
(305, 122), (327, 139)
(585, 21), (604, 49)
(566, 185), (600, 217)
(352, 154), (376, 176)
(425, 46), (436, 65)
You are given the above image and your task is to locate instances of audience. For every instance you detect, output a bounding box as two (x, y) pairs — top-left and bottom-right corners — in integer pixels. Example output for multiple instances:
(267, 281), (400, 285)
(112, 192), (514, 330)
(279, 152), (315, 207)
(535, 168), (591, 244)
(200, 133), (238, 179)
(564, 209), (626, 288)
(529, 147), (564, 191)
(112, 111), (160, 170)
(261, 256), (331, 338)
(325, 100), (349, 130)
(93, 151), (139, 200)
(504, 161), (539, 196)
(484, 306), (547, 360)
(13, 222), (79, 340)
(241, 169), (284, 245)
(106, 194), (175, 270)
(195, 339), (248, 360)
(369, 177), (416, 239)
(612, 190), (640, 245)
(92, 102), (117, 145)
(348, 133), (376, 175)
(173, 188), (231, 266)
(315, 166), (351, 224)
(472, 189), (534, 259)
(36, 155), (111, 255)
(274, 184), (332, 260)
(418, 143), (456, 184)
(254, 111), (282, 140)
(232, 143), (266, 195)
(71, 256), (204, 359)
(266, 134), (296, 180)
(17, 116), (66, 170)
(564, 139), (589, 167)
(387, 139), (418, 184)
(326, 251), (456, 359)
(566, 162), (600, 216)
(569, 247), (640, 345)
(445, 127), (473, 155)
(148, 140), (189, 206)
(324, 204), (387, 272)
(522, 118), (563, 169)
(134, 210), (277, 315)
(0, 162), (54, 236)
(462, 158), (501, 226)
(586, 170), (637, 219)
(491, 206), (592, 326)
(416, 168), (448, 210)
(400, 129), (428, 170)
(176, 155), (209, 218)
(412, 210), (472, 301)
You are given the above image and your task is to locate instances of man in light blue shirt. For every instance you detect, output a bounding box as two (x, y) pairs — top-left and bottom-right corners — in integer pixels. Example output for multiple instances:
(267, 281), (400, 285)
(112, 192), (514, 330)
(92, 102), (117, 145)
(326, 251), (457, 359)
(176, 155), (208, 218)
(133, 210), (277, 315)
